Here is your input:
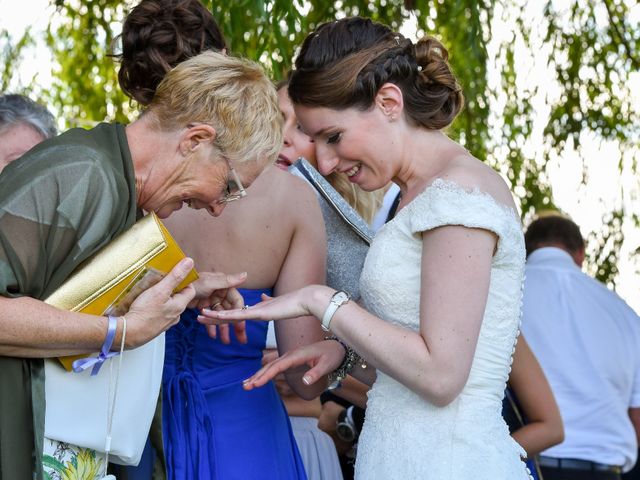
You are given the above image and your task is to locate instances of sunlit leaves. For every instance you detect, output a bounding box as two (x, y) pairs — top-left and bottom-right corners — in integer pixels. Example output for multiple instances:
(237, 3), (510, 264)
(45, 0), (132, 127)
(539, 0), (638, 284)
(3, 0), (637, 286)
(0, 28), (34, 92)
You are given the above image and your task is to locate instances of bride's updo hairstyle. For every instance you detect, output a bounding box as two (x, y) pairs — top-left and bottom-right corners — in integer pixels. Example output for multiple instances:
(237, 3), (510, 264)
(288, 16), (464, 130)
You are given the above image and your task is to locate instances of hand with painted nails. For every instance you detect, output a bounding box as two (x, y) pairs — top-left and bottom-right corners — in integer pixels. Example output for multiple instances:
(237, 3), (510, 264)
(262, 349), (294, 397)
(189, 271), (249, 343)
(245, 339), (345, 391)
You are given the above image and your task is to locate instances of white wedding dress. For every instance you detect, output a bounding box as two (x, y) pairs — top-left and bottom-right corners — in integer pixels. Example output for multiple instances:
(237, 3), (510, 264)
(356, 179), (532, 480)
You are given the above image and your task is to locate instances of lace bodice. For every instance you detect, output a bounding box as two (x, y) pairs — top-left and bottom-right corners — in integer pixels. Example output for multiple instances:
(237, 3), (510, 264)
(355, 179), (532, 479)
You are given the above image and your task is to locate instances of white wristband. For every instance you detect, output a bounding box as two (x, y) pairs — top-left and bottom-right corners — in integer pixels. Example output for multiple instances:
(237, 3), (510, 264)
(321, 291), (350, 331)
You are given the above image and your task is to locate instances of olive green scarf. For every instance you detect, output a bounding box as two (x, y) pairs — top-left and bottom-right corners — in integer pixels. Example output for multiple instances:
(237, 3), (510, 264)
(0, 123), (137, 479)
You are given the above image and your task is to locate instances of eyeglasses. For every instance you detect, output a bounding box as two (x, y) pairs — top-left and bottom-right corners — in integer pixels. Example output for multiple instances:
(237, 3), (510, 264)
(217, 165), (247, 204)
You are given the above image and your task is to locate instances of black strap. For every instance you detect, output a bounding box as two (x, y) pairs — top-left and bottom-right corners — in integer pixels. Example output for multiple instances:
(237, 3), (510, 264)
(385, 191), (401, 223)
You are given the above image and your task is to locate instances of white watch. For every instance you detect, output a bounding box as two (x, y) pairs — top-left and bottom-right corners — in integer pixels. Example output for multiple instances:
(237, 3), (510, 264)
(321, 290), (350, 331)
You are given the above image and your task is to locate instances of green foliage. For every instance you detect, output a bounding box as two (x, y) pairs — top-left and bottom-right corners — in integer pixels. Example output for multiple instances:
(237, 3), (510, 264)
(488, 7), (559, 226)
(1, 28), (34, 92)
(2, 0), (638, 287)
(420, 0), (492, 162)
(538, 0), (638, 285)
(46, 0), (132, 127)
(543, 0), (638, 150)
(587, 208), (625, 287)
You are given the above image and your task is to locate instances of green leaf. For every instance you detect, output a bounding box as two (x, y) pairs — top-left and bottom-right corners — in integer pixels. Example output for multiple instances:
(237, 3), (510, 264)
(42, 454), (66, 474)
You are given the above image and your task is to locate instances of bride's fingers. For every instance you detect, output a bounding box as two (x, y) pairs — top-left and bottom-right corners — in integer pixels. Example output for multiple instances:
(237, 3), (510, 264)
(243, 356), (298, 390)
(197, 310), (247, 325)
(244, 361), (288, 388)
(242, 365), (276, 390)
(300, 360), (334, 386)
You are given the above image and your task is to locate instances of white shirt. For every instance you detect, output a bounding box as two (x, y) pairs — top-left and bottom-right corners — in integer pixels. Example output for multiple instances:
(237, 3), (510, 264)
(521, 247), (640, 471)
(265, 321), (277, 349)
(370, 183), (400, 233)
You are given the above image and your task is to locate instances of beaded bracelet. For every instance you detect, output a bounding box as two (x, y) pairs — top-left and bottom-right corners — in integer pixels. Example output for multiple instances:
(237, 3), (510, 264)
(325, 335), (367, 390)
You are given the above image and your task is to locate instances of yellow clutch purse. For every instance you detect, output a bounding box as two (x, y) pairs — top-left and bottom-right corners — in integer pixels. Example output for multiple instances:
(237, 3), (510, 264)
(45, 212), (199, 371)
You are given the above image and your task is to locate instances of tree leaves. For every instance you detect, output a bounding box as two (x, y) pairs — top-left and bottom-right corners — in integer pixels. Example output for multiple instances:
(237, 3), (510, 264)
(2, 0), (638, 287)
(1, 28), (34, 93)
(44, 0), (131, 127)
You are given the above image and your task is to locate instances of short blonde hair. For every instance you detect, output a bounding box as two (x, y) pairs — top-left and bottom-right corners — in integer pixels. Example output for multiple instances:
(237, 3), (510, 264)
(149, 51), (282, 168)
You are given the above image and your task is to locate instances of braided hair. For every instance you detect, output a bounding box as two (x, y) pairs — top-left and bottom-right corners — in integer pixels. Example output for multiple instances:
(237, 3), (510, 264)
(289, 17), (463, 130)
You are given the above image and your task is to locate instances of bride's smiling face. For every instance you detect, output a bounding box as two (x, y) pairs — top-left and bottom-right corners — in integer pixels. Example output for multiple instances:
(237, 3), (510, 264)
(294, 102), (399, 192)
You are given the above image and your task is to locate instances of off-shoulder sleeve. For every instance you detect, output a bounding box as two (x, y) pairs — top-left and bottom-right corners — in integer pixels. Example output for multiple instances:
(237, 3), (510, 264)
(406, 178), (518, 241)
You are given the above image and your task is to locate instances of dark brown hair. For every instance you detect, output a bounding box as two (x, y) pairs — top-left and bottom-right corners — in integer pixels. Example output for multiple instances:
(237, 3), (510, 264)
(524, 213), (585, 257)
(115, 0), (226, 105)
(288, 17), (464, 130)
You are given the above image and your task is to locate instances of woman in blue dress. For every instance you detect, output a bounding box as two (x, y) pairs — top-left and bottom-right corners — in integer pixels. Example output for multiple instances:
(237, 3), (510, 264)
(117, 1), (328, 478)
(162, 288), (312, 479)
(162, 164), (327, 480)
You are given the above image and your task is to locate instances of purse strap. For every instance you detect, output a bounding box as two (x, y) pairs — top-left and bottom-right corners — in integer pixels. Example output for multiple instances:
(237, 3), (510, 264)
(101, 316), (127, 479)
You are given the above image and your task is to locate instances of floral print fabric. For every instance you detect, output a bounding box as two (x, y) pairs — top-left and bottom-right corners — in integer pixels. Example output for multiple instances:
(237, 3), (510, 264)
(43, 438), (106, 480)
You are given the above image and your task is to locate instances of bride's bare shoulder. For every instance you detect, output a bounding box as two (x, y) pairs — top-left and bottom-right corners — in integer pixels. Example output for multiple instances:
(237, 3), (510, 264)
(437, 155), (518, 212)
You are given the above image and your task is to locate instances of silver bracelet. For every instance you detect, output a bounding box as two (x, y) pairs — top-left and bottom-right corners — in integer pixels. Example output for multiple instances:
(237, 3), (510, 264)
(325, 335), (367, 390)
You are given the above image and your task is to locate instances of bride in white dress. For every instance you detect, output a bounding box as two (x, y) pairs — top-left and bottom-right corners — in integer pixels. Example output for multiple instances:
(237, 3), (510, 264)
(201, 16), (532, 480)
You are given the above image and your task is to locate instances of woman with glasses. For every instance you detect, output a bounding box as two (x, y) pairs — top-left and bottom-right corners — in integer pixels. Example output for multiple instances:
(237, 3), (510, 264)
(116, 1), (328, 479)
(0, 50), (281, 480)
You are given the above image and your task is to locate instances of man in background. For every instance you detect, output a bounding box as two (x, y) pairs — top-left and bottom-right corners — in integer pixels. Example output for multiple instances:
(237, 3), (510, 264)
(521, 213), (640, 480)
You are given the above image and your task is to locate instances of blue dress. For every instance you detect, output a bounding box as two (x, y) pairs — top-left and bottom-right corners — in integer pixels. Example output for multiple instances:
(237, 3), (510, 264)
(162, 288), (307, 480)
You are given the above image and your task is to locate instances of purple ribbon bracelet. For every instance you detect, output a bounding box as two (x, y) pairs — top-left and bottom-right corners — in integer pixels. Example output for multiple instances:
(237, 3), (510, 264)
(72, 315), (120, 376)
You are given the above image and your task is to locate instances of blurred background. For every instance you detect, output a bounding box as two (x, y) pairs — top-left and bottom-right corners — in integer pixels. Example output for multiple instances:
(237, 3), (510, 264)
(1, 0), (638, 309)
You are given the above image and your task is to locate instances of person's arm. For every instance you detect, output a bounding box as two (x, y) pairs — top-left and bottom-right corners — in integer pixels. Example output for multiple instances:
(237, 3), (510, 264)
(0, 296), (109, 357)
(327, 223), (496, 405)
(629, 408), (640, 444)
(0, 258), (197, 357)
(272, 181), (328, 399)
(508, 335), (564, 457)
(1, 258), (246, 357)
(205, 222), (498, 406)
(628, 325), (640, 444)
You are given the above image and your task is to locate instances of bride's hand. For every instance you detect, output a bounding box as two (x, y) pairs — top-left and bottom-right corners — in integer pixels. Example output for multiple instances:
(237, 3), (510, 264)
(243, 339), (346, 390)
(196, 285), (333, 325)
